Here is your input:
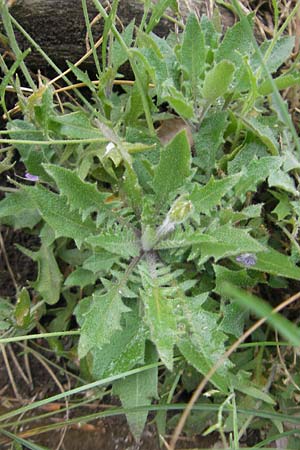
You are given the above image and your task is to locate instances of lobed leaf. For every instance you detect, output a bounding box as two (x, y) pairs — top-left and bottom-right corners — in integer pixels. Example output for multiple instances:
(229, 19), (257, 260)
(78, 288), (131, 358)
(24, 185), (96, 247)
(43, 164), (110, 220)
(190, 174), (241, 215)
(86, 227), (140, 258)
(198, 223), (265, 263)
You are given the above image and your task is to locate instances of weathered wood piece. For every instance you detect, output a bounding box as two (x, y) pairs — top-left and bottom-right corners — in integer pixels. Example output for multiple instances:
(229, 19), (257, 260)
(1, 1), (233, 73)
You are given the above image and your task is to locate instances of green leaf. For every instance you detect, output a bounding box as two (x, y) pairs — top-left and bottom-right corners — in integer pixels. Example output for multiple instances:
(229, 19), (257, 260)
(190, 174), (241, 215)
(121, 162), (143, 212)
(178, 337), (228, 392)
(146, 0), (175, 33)
(214, 264), (258, 295)
(0, 149), (14, 174)
(92, 309), (146, 379)
(0, 299), (13, 331)
(64, 268), (97, 288)
(240, 117), (279, 155)
(49, 111), (105, 139)
(139, 261), (178, 370)
(234, 156), (282, 197)
(154, 229), (216, 250)
(235, 381), (276, 405)
(181, 13), (206, 93)
(7, 120), (50, 178)
(67, 61), (96, 92)
(138, 44), (167, 85)
(24, 185), (96, 247)
(17, 241), (62, 305)
(219, 302), (247, 338)
(82, 250), (118, 273)
(112, 20), (134, 69)
(248, 247), (300, 280)
(78, 287), (131, 358)
(258, 73), (300, 96)
(268, 169), (298, 196)
(33, 86), (54, 133)
(202, 60), (235, 102)
(43, 164), (110, 220)
(271, 191), (292, 220)
(227, 138), (269, 174)
(0, 190), (37, 218)
(86, 227), (140, 258)
(194, 111), (228, 174)
(222, 283), (300, 346)
(153, 129), (191, 204)
(15, 288), (31, 328)
(255, 36), (295, 75)
(113, 344), (158, 439)
(178, 293), (232, 392)
(215, 15), (254, 66)
(199, 224), (265, 263)
(219, 204), (263, 224)
(140, 285), (177, 370)
(162, 82), (194, 118)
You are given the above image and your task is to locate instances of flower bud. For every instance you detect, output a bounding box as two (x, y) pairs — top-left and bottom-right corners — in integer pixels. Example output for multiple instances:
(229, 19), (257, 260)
(168, 197), (194, 224)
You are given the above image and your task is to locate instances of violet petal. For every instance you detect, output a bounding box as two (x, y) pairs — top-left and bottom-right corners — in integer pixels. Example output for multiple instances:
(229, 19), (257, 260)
(25, 172), (39, 182)
(236, 253), (257, 267)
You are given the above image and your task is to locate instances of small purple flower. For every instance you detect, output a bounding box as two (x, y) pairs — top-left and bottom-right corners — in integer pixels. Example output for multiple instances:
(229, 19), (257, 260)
(25, 172), (39, 182)
(236, 253), (257, 267)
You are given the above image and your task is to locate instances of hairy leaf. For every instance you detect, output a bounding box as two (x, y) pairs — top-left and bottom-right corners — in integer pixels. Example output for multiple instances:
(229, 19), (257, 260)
(153, 129), (191, 204)
(178, 337), (228, 392)
(215, 15), (254, 65)
(190, 174), (240, 215)
(162, 82), (194, 118)
(202, 60), (235, 102)
(240, 117), (279, 155)
(82, 250), (119, 273)
(248, 248), (300, 280)
(49, 111), (106, 139)
(113, 344), (158, 439)
(234, 157), (282, 198)
(0, 190), (37, 218)
(15, 288), (31, 328)
(194, 111), (228, 174)
(199, 224), (265, 263)
(78, 287), (131, 358)
(24, 185), (96, 247)
(181, 13), (206, 94)
(44, 164), (110, 220)
(139, 261), (179, 370)
(86, 227), (140, 258)
(17, 241), (62, 305)
(64, 268), (97, 288)
(92, 310), (146, 379)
